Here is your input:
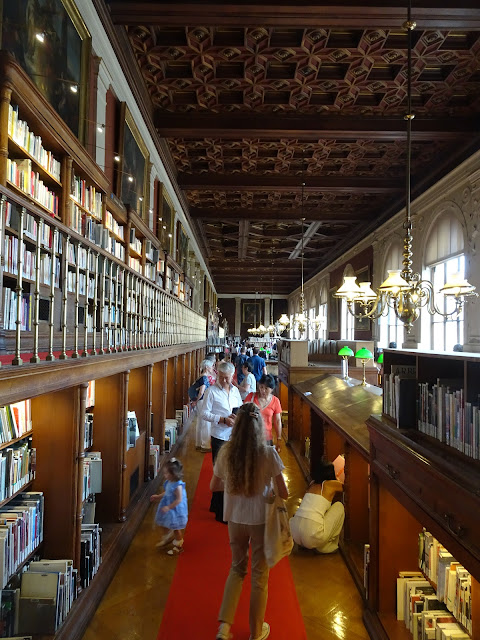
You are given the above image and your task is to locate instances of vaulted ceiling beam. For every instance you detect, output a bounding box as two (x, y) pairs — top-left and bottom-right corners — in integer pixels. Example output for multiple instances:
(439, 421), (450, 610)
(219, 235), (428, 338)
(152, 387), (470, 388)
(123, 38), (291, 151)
(190, 208), (370, 222)
(180, 174), (401, 193)
(108, 2), (480, 29)
(238, 219), (250, 261)
(156, 115), (476, 142)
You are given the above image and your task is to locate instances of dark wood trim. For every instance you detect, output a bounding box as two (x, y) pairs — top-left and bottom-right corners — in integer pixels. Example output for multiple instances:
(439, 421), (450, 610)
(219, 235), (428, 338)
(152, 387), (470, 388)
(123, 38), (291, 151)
(155, 114), (476, 141)
(178, 173), (402, 193)
(191, 208), (378, 222)
(107, 1), (480, 29)
(0, 341), (206, 406)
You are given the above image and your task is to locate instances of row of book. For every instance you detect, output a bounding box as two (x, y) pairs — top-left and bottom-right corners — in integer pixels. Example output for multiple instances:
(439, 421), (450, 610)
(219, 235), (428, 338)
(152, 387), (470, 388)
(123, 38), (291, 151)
(66, 270), (95, 297)
(6, 158), (59, 217)
(8, 104), (61, 181)
(70, 174), (102, 218)
(0, 401), (31, 444)
(130, 237), (142, 256)
(2, 289), (32, 332)
(0, 492), (44, 590)
(397, 570), (470, 639)
(80, 523), (102, 590)
(128, 255), (142, 273)
(418, 381), (480, 458)
(105, 211), (124, 240)
(82, 452), (102, 502)
(0, 441), (36, 503)
(4, 203), (36, 242)
(84, 413), (94, 450)
(419, 531), (471, 634)
(3, 235), (36, 281)
(4, 202), (63, 253)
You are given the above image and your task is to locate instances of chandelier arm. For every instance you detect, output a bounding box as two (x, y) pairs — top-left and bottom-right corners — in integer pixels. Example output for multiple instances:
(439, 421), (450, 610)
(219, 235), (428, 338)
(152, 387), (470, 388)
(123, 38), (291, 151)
(346, 295), (387, 320)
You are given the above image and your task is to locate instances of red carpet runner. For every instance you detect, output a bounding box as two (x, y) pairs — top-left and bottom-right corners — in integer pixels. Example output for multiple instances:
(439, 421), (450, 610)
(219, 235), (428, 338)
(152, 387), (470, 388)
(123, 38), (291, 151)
(157, 454), (307, 640)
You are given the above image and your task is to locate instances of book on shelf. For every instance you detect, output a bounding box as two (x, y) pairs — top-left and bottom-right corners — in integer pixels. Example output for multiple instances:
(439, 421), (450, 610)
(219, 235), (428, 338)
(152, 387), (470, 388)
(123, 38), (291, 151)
(80, 523), (102, 589)
(0, 588), (21, 637)
(383, 365), (417, 428)
(8, 103), (61, 181)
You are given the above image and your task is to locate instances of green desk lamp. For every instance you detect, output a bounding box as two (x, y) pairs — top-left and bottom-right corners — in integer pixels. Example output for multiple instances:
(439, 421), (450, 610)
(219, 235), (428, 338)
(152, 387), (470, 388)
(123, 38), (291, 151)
(377, 352), (384, 365)
(338, 346), (354, 380)
(355, 347), (373, 386)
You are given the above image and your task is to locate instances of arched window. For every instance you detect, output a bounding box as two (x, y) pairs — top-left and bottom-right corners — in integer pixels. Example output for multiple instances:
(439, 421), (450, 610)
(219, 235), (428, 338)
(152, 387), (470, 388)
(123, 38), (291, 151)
(340, 266), (355, 340)
(422, 213), (466, 351)
(317, 285), (328, 340)
(378, 241), (404, 348)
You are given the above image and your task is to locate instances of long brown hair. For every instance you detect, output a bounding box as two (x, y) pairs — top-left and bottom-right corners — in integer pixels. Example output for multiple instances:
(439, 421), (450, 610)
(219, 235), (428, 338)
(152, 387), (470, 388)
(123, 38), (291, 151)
(220, 402), (267, 497)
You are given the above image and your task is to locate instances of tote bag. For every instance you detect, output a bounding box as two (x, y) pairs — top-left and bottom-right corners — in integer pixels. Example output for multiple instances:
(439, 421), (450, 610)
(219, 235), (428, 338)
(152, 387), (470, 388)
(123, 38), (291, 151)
(264, 481), (293, 568)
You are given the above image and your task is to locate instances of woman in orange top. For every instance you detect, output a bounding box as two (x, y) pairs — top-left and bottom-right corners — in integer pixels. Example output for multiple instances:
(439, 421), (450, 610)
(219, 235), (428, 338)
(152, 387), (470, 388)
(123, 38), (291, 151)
(245, 374), (282, 452)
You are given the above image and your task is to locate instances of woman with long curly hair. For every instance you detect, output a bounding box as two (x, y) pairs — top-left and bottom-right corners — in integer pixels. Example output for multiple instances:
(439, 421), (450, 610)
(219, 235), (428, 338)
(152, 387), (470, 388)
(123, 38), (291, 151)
(210, 403), (288, 640)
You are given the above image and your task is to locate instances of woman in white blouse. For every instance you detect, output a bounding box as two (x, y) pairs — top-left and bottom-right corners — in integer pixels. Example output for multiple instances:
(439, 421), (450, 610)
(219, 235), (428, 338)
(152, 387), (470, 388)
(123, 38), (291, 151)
(211, 403), (287, 640)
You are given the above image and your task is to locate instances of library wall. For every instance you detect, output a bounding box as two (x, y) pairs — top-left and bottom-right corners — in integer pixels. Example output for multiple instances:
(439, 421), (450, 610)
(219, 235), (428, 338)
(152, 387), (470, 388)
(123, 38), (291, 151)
(289, 149), (480, 351)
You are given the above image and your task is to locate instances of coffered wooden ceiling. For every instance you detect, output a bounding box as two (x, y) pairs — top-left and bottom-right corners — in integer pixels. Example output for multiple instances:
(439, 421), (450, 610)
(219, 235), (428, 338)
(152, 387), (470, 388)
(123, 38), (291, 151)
(106, 1), (480, 295)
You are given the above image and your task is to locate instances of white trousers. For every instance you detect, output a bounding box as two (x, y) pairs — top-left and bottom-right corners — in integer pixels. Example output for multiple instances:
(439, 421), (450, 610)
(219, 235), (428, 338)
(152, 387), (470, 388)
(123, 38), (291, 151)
(289, 502), (345, 554)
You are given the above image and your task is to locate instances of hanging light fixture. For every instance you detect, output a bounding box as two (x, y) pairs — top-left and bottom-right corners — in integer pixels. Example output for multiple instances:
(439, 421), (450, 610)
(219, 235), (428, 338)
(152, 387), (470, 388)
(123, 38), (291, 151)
(334, 2), (477, 334)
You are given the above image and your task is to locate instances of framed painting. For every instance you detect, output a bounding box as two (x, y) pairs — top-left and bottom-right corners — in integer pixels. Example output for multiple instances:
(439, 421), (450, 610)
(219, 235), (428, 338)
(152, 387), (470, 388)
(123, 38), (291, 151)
(354, 267), (371, 331)
(176, 222), (189, 270)
(1, 0), (91, 141)
(328, 288), (339, 332)
(117, 103), (149, 220)
(157, 183), (174, 255)
(243, 302), (261, 324)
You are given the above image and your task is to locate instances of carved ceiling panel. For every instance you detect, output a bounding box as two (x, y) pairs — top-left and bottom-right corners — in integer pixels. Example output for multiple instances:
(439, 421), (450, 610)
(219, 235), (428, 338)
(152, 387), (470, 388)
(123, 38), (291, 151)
(117, 16), (480, 295)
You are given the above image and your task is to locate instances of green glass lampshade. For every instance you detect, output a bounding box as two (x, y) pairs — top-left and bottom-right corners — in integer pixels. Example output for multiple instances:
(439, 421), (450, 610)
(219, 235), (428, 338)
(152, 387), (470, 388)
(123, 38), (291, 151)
(338, 346), (354, 357)
(377, 352), (384, 364)
(355, 347), (373, 360)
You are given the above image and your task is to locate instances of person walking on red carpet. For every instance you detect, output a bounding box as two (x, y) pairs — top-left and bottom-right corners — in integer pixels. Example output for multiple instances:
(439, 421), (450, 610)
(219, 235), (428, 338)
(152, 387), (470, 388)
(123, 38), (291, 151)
(150, 458), (188, 555)
(210, 403), (288, 640)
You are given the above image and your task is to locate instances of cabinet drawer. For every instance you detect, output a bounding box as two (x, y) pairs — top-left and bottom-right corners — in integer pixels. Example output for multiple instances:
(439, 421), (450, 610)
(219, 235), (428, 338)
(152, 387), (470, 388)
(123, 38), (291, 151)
(372, 431), (480, 566)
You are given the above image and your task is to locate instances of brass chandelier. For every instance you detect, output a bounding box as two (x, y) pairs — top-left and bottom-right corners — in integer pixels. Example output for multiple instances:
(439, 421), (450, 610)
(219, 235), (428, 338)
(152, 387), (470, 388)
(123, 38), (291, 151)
(334, 3), (477, 333)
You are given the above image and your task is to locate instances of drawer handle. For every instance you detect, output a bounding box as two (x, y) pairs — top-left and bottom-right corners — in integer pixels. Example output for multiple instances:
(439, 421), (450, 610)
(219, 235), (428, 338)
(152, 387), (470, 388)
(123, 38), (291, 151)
(444, 513), (465, 538)
(386, 464), (399, 480)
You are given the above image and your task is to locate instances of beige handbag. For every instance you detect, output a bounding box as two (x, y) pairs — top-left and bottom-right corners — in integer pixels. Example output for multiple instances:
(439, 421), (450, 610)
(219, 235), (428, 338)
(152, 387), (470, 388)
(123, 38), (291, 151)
(264, 479), (293, 568)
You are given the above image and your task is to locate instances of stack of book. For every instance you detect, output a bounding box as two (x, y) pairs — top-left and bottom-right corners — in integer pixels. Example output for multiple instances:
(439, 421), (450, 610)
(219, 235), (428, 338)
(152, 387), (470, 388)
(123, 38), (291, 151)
(0, 401), (32, 443)
(18, 558), (76, 635)
(396, 530), (472, 639)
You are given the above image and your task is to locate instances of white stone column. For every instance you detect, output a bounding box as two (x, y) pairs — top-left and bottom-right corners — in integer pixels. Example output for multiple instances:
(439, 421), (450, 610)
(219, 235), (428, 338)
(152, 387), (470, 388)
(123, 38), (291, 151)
(234, 297), (241, 337)
(264, 296), (271, 327)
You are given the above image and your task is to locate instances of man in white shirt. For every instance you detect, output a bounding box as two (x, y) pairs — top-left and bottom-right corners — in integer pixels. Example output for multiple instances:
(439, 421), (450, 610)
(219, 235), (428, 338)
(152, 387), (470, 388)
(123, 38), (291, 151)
(201, 362), (242, 522)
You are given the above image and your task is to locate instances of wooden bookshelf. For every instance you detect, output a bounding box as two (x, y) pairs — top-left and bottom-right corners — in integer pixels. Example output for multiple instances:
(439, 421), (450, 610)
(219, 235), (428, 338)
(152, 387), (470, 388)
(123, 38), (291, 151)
(290, 374), (382, 595)
(365, 349), (480, 640)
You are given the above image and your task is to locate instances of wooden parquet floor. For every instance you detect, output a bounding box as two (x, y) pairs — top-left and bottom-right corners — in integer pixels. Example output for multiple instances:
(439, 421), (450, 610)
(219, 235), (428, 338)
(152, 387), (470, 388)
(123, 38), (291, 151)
(81, 424), (370, 640)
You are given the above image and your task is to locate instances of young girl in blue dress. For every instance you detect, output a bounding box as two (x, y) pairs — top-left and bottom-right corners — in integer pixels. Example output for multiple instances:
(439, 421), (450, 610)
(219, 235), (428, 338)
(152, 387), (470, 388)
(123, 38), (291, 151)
(150, 458), (188, 554)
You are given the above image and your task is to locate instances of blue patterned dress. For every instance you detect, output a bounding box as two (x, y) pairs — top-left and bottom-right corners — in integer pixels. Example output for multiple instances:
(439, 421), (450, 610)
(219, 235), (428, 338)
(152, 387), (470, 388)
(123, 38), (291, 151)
(155, 480), (188, 530)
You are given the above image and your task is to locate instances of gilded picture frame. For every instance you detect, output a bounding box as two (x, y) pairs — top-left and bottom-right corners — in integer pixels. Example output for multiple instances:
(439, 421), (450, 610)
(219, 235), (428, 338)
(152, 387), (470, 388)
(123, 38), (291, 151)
(117, 103), (149, 220)
(1, 0), (91, 141)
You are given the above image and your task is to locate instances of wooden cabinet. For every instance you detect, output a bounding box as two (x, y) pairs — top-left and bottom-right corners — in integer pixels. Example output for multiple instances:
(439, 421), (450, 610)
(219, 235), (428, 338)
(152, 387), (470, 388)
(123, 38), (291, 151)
(0, 343), (205, 640)
(290, 374), (382, 594)
(364, 349), (480, 640)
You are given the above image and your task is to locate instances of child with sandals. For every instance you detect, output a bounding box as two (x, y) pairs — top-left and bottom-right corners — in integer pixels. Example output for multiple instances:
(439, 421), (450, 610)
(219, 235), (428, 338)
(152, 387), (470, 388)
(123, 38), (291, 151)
(150, 458), (188, 555)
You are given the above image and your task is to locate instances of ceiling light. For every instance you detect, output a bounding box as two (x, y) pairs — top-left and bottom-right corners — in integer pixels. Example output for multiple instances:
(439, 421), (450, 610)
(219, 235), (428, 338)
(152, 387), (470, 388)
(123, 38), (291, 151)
(335, 3), (477, 333)
(128, 176), (134, 183)
(70, 84), (78, 94)
(114, 155), (121, 162)
(35, 32), (45, 43)
(97, 124), (105, 133)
